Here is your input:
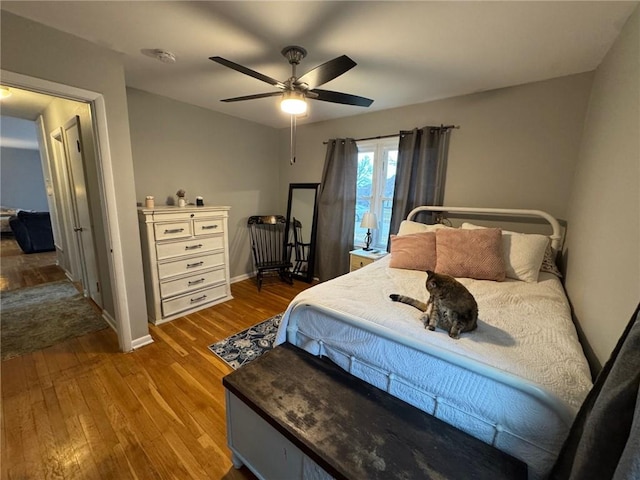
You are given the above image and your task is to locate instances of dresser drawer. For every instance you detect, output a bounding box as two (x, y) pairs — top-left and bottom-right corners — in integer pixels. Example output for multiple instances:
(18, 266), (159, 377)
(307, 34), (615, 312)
(194, 218), (224, 236)
(154, 221), (191, 241)
(158, 252), (225, 280)
(160, 268), (227, 299)
(156, 235), (224, 261)
(162, 284), (228, 318)
(350, 255), (374, 271)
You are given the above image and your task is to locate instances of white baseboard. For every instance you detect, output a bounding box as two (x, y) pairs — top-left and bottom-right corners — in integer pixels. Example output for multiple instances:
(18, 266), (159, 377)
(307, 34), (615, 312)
(102, 310), (117, 331)
(103, 311), (153, 350)
(132, 334), (154, 350)
(231, 272), (254, 284)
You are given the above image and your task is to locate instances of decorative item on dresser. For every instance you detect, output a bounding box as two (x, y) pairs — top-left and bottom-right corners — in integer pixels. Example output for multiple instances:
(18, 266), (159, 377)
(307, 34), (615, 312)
(349, 248), (387, 272)
(138, 205), (232, 324)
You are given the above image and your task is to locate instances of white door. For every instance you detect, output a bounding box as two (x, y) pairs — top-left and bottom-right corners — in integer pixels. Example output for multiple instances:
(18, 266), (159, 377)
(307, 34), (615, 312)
(49, 128), (78, 279)
(63, 116), (102, 307)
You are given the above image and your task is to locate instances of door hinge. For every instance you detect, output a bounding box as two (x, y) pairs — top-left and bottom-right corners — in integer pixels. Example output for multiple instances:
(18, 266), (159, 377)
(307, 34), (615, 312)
(96, 282), (100, 293)
(77, 140), (81, 152)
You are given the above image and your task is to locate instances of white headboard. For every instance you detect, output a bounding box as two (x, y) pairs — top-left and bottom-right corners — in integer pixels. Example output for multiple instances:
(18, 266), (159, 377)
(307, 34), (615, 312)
(407, 206), (564, 252)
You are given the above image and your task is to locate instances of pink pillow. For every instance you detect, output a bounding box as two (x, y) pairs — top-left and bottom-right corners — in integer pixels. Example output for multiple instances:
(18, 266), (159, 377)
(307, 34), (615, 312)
(435, 228), (506, 281)
(389, 232), (436, 271)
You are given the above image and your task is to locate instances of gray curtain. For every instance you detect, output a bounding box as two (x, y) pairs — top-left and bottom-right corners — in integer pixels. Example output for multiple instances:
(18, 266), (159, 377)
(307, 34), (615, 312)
(549, 304), (640, 480)
(316, 138), (358, 281)
(388, 126), (451, 239)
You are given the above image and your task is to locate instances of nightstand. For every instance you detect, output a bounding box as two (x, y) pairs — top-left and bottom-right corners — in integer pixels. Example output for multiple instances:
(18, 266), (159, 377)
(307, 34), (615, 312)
(349, 248), (387, 272)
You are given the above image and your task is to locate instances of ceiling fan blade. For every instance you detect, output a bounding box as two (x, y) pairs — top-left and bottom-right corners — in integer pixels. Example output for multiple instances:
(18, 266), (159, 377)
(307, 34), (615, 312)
(220, 92), (283, 103)
(311, 89), (374, 107)
(296, 55), (356, 90)
(210, 56), (286, 89)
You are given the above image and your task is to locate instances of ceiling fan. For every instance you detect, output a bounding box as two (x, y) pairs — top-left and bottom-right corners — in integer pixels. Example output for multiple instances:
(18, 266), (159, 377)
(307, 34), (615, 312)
(209, 46), (374, 115)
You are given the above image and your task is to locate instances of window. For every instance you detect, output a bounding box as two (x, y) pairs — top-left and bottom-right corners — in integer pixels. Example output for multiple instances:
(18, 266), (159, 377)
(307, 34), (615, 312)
(354, 138), (398, 250)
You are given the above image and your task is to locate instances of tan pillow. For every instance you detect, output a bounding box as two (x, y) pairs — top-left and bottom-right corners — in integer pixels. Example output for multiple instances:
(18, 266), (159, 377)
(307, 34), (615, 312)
(389, 232), (437, 271)
(435, 228), (506, 281)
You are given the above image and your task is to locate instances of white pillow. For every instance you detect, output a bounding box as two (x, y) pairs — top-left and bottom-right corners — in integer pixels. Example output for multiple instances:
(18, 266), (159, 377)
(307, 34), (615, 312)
(397, 220), (452, 236)
(461, 222), (548, 283)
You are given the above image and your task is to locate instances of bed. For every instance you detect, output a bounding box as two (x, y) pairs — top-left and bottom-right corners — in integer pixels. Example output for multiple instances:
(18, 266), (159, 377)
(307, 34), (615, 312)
(275, 206), (593, 480)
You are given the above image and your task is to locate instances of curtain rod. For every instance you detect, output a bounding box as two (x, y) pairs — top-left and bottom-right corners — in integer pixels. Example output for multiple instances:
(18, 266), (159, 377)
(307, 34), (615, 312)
(323, 125), (460, 144)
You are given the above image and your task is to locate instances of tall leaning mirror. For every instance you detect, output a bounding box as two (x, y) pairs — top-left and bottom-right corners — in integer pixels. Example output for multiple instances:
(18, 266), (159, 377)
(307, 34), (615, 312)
(285, 183), (320, 283)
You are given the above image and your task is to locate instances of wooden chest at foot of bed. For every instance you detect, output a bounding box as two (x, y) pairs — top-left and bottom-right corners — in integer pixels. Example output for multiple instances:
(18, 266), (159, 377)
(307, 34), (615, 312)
(223, 343), (527, 480)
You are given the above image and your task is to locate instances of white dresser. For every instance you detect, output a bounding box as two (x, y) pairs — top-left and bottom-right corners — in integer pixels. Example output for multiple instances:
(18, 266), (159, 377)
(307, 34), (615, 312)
(138, 205), (232, 325)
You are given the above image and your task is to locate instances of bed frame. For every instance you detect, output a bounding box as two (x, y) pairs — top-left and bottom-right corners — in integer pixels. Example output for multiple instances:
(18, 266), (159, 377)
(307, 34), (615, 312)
(407, 205), (564, 251)
(283, 206), (573, 478)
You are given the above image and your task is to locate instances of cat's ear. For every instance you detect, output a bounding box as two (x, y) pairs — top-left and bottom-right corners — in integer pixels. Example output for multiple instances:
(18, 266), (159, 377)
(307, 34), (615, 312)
(426, 271), (437, 289)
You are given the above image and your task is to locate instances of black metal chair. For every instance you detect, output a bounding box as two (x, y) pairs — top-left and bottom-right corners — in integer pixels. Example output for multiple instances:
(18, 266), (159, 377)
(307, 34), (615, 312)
(247, 215), (293, 291)
(292, 217), (311, 276)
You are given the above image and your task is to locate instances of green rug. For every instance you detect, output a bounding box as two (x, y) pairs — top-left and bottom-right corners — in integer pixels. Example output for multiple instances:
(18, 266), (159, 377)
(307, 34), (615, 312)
(1, 281), (108, 361)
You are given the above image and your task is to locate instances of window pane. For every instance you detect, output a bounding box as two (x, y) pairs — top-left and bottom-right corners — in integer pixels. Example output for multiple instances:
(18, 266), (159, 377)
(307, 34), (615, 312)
(356, 153), (373, 198)
(384, 151), (397, 198)
(379, 198), (394, 242)
(355, 152), (374, 246)
(354, 142), (397, 251)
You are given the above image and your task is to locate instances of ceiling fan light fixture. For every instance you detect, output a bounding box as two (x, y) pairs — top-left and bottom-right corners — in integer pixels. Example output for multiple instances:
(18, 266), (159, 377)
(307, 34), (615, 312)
(280, 90), (307, 115)
(0, 87), (12, 99)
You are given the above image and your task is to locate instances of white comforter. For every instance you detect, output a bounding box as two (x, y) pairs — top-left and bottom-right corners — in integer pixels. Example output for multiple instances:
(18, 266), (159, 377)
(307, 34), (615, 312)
(275, 256), (592, 479)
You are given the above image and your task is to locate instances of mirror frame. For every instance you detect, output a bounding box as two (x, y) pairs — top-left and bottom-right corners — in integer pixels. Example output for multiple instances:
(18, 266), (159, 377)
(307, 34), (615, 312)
(285, 182), (320, 283)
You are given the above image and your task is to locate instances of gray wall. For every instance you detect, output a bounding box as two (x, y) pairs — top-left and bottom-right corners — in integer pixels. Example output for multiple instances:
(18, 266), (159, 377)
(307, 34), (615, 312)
(0, 146), (49, 211)
(1, 11), (149, 344)
(126, 88), (281, 279)
(278, 73), (593, 224)
(563, 6), (639, 370)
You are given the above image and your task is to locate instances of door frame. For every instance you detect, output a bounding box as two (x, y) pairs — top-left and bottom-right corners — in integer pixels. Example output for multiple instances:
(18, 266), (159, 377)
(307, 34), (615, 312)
(1, 69), (133, 352)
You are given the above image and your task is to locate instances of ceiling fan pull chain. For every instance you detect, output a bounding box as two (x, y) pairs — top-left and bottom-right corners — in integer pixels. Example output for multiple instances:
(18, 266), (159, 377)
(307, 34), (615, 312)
(290, 115), (296, 165)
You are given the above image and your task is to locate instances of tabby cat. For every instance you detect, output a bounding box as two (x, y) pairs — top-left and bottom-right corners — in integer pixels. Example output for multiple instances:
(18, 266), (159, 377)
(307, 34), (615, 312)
(390, 270), (478, 339)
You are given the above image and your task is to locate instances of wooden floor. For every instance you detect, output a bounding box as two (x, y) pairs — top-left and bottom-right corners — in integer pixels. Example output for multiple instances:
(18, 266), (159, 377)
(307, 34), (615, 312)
(1, 236), (315, 479)
(0, 236), (67, 292)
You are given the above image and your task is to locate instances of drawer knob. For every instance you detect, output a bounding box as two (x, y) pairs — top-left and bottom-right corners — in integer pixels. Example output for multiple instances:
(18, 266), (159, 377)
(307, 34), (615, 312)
(201, 225), (218, 230)
(188, 278), (205, 286)
(164, 228), (185, 234)
(190, 294), (207, 303)
(185, 244), (203, 250)
(186, 261), (204, 268)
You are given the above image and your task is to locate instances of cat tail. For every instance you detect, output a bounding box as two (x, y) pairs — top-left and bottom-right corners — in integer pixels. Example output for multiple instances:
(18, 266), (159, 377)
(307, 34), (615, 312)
(389, 294), (427, 312)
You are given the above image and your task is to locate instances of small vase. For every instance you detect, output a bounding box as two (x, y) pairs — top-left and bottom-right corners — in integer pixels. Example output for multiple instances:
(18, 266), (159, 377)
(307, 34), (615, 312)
(178, 197), (186, 207)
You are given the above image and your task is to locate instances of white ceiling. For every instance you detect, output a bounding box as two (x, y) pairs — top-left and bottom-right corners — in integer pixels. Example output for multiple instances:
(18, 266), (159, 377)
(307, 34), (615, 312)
(1, 1), (637, 129)
(0, 88), (53, 150)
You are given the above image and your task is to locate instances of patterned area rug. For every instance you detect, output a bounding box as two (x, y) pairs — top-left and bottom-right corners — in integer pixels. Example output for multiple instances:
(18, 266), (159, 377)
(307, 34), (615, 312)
(209, 313), (283, 369)
(1, 280), (108, 361)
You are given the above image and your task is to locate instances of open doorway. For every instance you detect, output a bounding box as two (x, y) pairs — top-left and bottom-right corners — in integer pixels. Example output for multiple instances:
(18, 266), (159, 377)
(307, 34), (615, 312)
(1, 86), (110, 356)
(0, 71), (140, 353)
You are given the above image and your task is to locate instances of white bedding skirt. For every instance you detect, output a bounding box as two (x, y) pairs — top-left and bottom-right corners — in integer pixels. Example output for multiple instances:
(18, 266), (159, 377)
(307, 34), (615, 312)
(275, 256), (592, 479)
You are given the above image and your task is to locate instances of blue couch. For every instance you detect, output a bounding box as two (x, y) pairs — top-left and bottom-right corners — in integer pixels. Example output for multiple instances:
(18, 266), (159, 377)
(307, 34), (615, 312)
(9, 211), (55, 254)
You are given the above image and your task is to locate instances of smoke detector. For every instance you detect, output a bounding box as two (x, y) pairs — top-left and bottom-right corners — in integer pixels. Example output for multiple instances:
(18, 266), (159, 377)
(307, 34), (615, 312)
(141, 48), (176, 64)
